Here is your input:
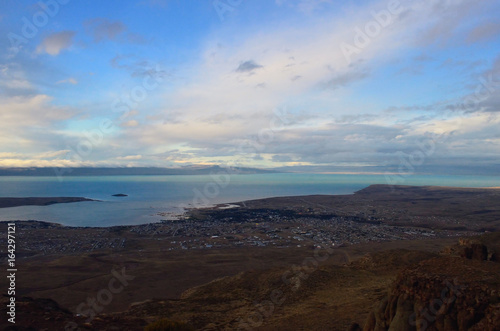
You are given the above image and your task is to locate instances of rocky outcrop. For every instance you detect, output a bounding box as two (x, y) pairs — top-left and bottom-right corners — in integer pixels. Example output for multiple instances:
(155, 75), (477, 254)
(361, 255), (500, 331)
(460, 242), (488, 260)
(458, 239), (490, 261)
(349, 322), (363, 331)
(442, 236), (500, 263)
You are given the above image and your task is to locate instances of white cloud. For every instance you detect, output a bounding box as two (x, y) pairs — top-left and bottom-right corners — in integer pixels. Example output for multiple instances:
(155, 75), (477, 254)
(56, 78), (78, 85)
(0, 94), (73, 126)
(121, 120), (139, 127)
(275, 0), (334, 14)
(0, 94), (75, 155)
(34, 150), (71, 159)
(0, 64), (34, 93)
(120, 0), (416, 154)
(0, 152), (23, 159)
(0, 159), (98, 168)
(116, 155), (143, 160)
(36, 31), (75, 55)
(2, 0), (498, 171)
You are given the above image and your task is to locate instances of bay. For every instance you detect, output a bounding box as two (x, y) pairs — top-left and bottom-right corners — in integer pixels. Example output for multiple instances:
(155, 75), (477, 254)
(1, 173), (499, 227)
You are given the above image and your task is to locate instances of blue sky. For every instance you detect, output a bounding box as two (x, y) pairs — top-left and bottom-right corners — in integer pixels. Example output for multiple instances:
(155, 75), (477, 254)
(0, 0), (499, 174)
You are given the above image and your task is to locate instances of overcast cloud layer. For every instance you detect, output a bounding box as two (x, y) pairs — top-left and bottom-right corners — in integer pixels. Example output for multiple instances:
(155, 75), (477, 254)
(0, 0), (499, 174)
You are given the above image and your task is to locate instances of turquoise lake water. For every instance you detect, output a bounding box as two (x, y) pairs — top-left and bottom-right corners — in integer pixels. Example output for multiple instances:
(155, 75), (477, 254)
(1, 173), (499, 227)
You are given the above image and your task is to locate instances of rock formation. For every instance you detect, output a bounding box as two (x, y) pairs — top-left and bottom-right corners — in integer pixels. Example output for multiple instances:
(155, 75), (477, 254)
(362, 239), (500, 331)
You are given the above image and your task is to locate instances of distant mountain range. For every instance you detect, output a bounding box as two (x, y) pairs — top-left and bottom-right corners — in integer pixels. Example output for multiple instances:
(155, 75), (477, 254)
(0, 166), (278, 176)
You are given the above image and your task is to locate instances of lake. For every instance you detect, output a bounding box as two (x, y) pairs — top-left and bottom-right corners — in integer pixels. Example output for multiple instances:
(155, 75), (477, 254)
(1, 173), (499, 227)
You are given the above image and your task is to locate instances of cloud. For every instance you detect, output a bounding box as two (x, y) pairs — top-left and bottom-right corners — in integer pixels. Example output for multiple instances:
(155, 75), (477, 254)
(116, 155), (143, 160)
(126, 32), (148, 45)
(110, 54), (168, 78)
(323, 70), (370, 90)
(276, 0), (333, 14)
(236, 60), (263, 73)
(467, 22), (500, 43)
(2, 0), (499, 171)
(0, 152), (23, 159)
(447, 56), (500, 113)
(0, 94), (73, 126)
(474, 65), (500, 113)
(271, 154), (293, 162)
(296, 0), (333, 14)
(36, 31), (75, 55)
(95, 0), (498, 171)
(0, 94), (75, 155)
(0, 64), (34, 95)
(402, 0), (499, 48)
(83, 19), (146, 45)
(34, 150), (71, 159)
(56, 77), (78, 85)
(84, 18), (126, 42)
(121, 120), (139, 127)
(0, 159), (91, 168)
(107, 0), (457, 163)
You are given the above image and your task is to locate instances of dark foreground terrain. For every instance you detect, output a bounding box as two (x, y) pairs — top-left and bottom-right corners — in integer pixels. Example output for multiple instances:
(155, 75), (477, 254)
(1, 185), (500, 330)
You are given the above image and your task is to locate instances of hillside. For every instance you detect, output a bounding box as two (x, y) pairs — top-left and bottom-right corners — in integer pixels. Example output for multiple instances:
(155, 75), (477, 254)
(2, 185), (500, 330)
(2, 233), (499, 330)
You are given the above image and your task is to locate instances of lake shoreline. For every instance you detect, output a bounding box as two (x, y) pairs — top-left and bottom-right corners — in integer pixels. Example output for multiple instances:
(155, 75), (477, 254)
(0, 197), (97, 209)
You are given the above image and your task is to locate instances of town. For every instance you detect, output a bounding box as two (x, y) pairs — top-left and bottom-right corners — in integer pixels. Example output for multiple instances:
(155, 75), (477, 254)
(5, 205), (480, 256)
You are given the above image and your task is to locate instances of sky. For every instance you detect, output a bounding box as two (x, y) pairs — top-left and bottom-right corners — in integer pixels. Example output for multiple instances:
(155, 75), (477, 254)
(0, 0), (499, 174)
